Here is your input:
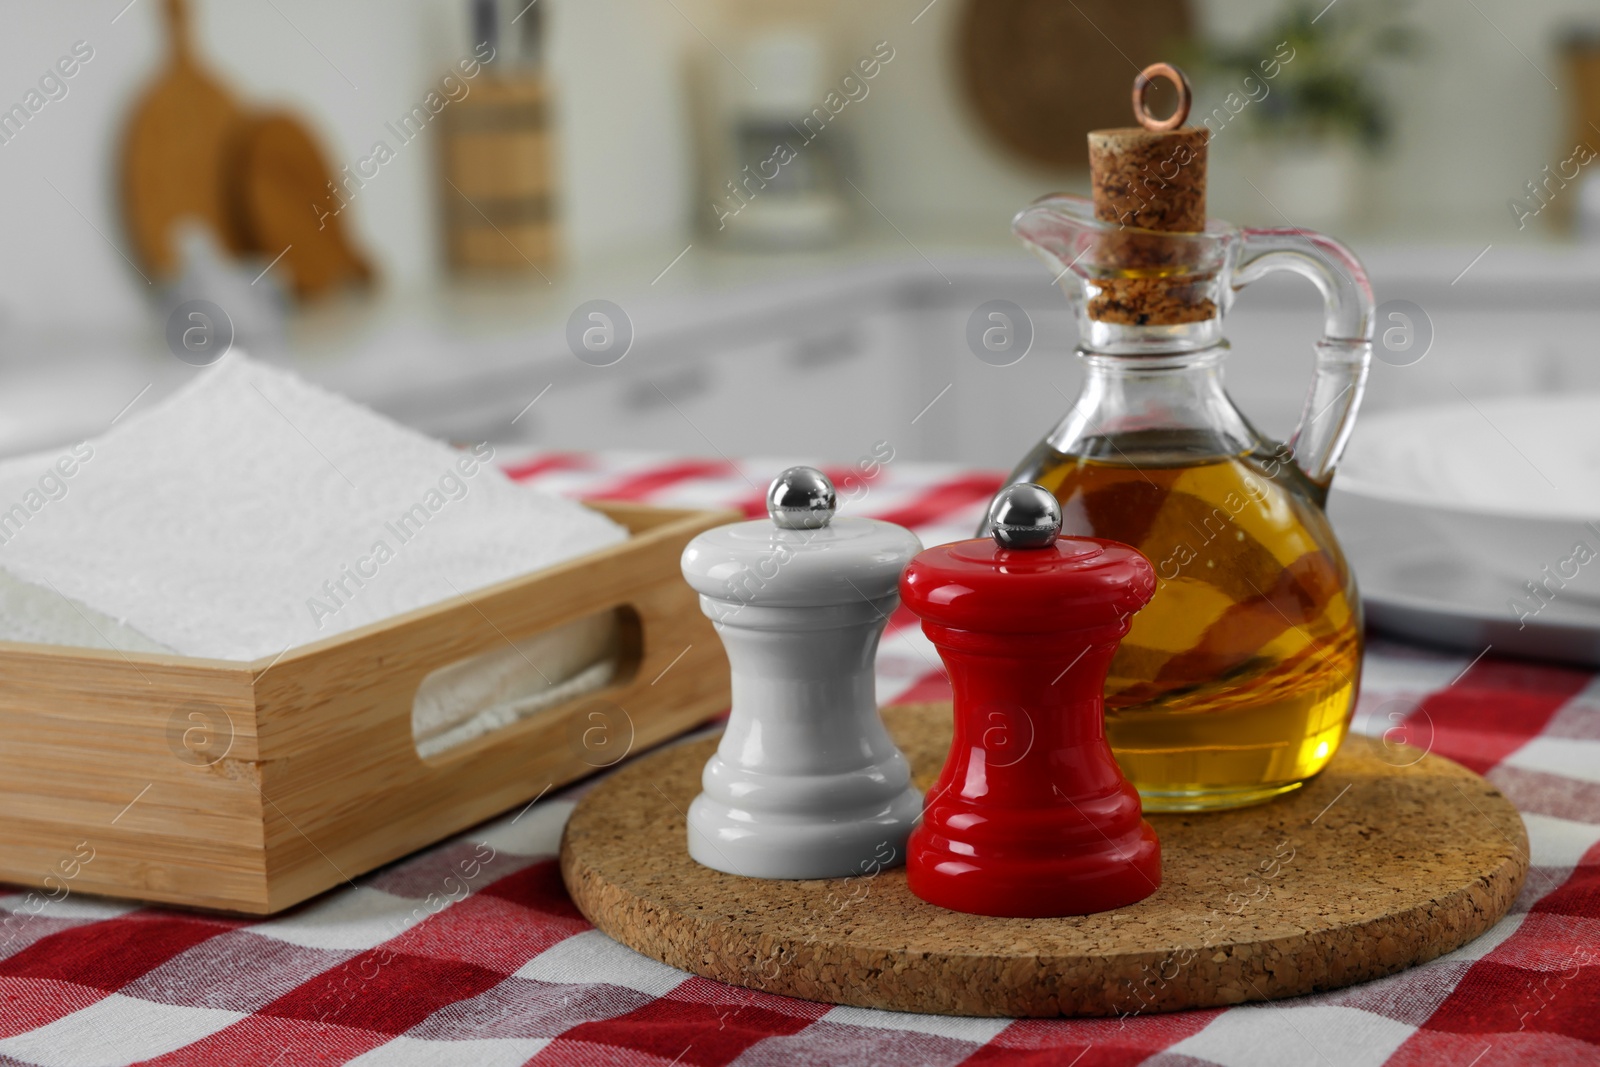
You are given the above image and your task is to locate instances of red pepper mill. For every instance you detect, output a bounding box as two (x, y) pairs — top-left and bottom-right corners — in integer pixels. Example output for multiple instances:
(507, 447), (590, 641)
(903, 483), (1161, 917)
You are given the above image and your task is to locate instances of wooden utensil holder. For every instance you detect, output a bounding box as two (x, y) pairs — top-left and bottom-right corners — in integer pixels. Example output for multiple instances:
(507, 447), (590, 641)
(439, 75), (558, 273)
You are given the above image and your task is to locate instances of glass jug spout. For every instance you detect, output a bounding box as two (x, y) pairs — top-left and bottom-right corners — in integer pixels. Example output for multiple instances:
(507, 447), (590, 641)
(1012, 195), (1375, 489)
(1013, 194), (1234, 355)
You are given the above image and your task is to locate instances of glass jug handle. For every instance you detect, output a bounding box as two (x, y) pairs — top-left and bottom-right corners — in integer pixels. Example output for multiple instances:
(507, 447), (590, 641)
(1230, 228), (1375, 490)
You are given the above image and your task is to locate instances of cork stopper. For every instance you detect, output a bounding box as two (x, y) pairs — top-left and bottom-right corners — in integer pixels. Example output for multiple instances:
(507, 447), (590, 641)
(1086, 64), (1214, 327)
(1089, 128), (1208, 232)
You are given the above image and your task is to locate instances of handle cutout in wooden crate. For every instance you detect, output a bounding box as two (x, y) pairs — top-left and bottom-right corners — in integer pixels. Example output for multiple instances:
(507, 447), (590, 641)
(412, 605), (641, 759)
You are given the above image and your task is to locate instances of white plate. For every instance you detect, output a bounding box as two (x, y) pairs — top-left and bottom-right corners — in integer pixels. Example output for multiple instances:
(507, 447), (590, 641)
(1334, 394), (1600, 618)
(1330, 486), (1600, 667)
(1338, 395), (1600, 521)
(1331, 391), (1600, 659)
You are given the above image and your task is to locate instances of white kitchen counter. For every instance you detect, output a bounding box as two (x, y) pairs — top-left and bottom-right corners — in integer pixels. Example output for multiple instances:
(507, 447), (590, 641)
(2, 234), (1596, 468)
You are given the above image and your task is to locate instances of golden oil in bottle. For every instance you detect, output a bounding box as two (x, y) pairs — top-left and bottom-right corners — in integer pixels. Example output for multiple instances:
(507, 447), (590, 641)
(1015, 432), (1361, 810)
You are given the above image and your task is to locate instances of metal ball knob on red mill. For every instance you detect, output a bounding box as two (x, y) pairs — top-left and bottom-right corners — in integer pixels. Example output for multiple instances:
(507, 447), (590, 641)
(991, 62), (1376, 812)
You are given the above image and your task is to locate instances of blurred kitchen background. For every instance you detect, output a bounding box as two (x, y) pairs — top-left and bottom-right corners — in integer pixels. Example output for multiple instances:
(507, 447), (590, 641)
(1, 0), (1598, 466)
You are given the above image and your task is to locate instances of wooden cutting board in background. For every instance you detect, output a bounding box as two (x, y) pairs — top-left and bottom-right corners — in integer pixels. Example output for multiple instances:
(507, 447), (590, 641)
(121, 0), (248, 275)
(228, 112), (374, 299)
(958, 0), (1193, 171)
(120, 0), (373, 298)
(1558, 31), (1600, 233)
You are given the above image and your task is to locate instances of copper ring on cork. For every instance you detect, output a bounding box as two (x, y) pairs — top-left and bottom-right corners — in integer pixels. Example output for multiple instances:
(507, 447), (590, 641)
(1132, 62), (1191, 131)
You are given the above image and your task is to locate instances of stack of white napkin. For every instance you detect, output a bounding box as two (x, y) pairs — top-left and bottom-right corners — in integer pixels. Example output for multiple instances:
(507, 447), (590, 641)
(0, 353), (629, 753)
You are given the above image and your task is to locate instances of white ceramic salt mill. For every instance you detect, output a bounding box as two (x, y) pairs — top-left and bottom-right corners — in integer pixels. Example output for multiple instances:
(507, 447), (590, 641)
(679, 466), (923, 879)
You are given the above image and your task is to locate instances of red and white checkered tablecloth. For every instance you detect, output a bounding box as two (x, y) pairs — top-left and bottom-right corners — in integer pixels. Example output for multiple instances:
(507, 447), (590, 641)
(2, 451), (1597, 1066)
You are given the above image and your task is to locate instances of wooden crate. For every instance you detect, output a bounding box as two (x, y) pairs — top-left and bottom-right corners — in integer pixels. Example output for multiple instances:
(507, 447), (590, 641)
(0, 502), (732, 915)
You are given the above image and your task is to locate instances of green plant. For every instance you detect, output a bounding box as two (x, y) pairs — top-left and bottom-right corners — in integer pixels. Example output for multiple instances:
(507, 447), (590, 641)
(1180, 0), (1420, 150)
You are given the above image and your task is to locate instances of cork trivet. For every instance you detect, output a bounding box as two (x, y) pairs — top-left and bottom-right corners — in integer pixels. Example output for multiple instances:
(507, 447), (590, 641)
(560, 703), (1528, 1018)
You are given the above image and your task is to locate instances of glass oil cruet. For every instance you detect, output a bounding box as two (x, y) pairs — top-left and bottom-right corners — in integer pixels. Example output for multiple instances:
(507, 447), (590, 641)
(991, 64), (1375, 811)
